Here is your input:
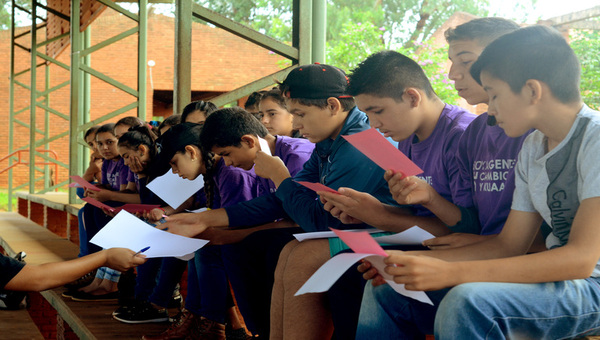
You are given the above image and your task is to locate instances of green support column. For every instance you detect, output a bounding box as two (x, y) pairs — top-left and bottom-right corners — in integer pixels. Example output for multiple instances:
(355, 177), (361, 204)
(69, 0), (82, 204)
(298, 0), (312, 65)
(138, 0), (148, 121)
(44, 64), (50, 188)
(174, 0), (192, 115)
(81, 27), (91, 175)
(29, 0), (37, 193)
(312, 0), (326, 63)
(8, 0), (16, 210)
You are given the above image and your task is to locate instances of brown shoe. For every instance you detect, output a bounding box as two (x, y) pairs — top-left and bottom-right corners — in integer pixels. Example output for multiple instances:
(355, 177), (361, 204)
(185, 317), (226, 340)
(142, 309), (196, 340)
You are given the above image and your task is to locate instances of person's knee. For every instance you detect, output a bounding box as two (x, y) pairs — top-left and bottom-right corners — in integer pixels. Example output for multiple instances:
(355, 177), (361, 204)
(435, 283), (487, 330)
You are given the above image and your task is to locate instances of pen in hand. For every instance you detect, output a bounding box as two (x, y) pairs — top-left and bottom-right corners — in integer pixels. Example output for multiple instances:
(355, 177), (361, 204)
(134, 246), (150, 257)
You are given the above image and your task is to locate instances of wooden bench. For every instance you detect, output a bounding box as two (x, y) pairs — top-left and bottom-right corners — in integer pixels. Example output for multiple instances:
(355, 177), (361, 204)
(15, 191), (83, 246)
(0, 212), (168, 339)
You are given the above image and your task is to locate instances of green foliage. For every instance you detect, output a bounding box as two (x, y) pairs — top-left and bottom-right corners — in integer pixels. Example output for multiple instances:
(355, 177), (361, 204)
(570, 28), (600, 110)
(327, 20), (460, 105)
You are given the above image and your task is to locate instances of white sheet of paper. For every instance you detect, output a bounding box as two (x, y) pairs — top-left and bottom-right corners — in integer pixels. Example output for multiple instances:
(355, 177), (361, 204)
(90, 211), (209, 258)
(374, 226), (435, 245)
(258, 136), (272, 156)
(294, 229), (382, 242)
(147, 169), (204, 209)
(295, 252), (432, 305)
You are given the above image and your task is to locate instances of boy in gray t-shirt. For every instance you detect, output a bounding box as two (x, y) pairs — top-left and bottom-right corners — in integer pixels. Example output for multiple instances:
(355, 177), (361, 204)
(355, 25), (600, 339)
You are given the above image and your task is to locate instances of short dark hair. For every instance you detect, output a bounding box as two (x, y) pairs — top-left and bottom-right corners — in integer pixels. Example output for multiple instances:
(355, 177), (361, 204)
(348, 50), (436, 101)
(118, 125), (157, 159)
(200, 107), (269, 151)
(260, 88), (287, 110)
(115, 116), (144, 129)
(181, 101), (218, 122)
(96, 123), (116, 136)
(445, 17), (520, 46)
(285, 97), (356, 112)
(245, 91), (267, 110)
(158, 114), (181, 135)
(84, 126), (100, 141)
(470, 25), (581, 104)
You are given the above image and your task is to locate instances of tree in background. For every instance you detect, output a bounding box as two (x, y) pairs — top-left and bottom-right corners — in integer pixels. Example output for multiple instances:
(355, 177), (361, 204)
(570, 27), (600, 110)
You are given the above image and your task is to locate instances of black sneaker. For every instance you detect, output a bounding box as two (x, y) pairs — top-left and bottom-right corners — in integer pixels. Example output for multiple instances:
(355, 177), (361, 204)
(113, 302), (169, 324)
(226, 327), (251, 340)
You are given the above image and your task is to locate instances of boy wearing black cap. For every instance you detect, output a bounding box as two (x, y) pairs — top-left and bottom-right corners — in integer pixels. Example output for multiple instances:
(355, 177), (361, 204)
(164, 63), (399, 338)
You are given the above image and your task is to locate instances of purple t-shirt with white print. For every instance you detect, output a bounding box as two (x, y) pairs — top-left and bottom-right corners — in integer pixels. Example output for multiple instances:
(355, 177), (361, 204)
(257, 135), (315, 195)
(456, 112), (531, 235)
(101, 158), (129, 191)
(397, 104), (476, 216)
(213, 158), (262, 209)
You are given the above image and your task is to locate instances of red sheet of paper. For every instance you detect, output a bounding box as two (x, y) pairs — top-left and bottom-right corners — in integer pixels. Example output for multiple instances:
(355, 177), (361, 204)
(81, 197), (116, 212)
(342, 128), (423, 176)
(295, 181), (339, 194)
(70, 175), (101, 191)
(330, 228), (388, 257)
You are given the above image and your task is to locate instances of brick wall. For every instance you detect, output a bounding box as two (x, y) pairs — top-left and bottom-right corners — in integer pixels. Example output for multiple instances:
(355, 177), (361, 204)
(0, 9), (285, 189)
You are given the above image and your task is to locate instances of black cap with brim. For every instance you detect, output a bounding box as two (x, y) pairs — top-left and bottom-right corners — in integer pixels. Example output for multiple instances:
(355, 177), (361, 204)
(281, 63), (352, 99)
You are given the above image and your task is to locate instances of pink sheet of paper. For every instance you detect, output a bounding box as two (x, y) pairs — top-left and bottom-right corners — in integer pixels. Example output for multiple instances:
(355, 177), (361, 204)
(342, 128), (423, 176)
(70, 175), (101, 191)
(330, 228), (388, 257)
(117, 204), (161, 214)
(81, 197), (116, 212)
(295, 181), (339, 194)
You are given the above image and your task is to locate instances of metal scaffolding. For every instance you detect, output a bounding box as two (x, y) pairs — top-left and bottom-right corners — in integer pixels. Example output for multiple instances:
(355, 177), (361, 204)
(8, 0), (324, 208)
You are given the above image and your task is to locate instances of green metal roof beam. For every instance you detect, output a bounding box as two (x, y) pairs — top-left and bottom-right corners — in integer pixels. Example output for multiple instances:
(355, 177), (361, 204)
(14, 79), (31, 90)
(78, 101), (139, 132)
(37, 32), (70, 48)
(38, 180), (69, 194)
(33, 151), (69, 169)
(36, 51), (70, 71)
(34, 130), (69, 148)
(35, 101), (70, 120)
(37, 80), (69, 97)
(14, 118), (44, 134)
(14, 106), (29, 115)
(97, 0), (139, 22)
(79, 64), (139, 97)
(191, 3), (299, 61)
(80, 27), (138, 57)
(211, 67), (296, 107)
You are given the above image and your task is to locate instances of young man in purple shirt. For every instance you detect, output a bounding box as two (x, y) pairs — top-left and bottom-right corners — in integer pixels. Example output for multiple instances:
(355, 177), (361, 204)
(351, 18), (538, 339)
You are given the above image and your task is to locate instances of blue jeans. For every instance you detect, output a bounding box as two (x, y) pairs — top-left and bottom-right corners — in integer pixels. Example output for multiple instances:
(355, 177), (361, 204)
(135, 257), (187, 308)
(357, 283), (448, 339)
(184, 246), (229, 324)
(357, 278), (600, 340)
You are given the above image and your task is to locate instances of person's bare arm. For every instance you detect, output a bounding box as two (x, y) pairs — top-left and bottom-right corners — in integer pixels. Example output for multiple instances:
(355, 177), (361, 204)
(161, 208), (230, 238)
(384, 199), (600, 291)
(201, 219), (297, 245)
(4, 248), (147, 292)
(319, 188), (450, 236)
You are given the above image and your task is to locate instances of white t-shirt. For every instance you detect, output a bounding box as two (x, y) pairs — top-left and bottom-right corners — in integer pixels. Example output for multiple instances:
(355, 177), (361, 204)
(511, 105), (600, 276)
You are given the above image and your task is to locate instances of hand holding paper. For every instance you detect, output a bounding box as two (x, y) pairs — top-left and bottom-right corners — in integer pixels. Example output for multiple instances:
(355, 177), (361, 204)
(295, 181), (339, 194)
(342, 128), (423, 176)
(295, 228), (432, 305)
(70, 175), (100, 191)
(257, 136), (272, 156)
(90, 211), (208, 258)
